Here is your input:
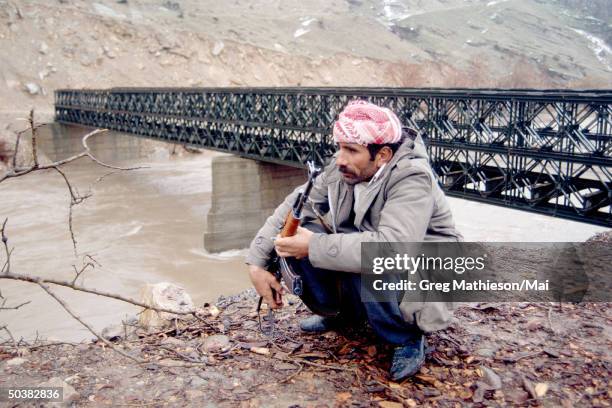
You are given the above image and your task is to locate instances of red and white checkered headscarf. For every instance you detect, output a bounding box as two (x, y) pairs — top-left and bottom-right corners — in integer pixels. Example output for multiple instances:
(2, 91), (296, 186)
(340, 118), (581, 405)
(333, 100), (402, 146)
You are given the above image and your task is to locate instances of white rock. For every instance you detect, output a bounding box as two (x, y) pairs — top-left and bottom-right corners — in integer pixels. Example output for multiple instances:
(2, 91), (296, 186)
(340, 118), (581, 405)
(24, 82), (40, 95)
(212, 41), (224, 56)
(5, 357), (27, 367)
(102, 46), (116, 59)
(38, 377), (79, 403)
(273, 43), (287, 53)
(202, 334), (230, 353)
(39, 41), (49, 54)
(139, 282), (194, 331)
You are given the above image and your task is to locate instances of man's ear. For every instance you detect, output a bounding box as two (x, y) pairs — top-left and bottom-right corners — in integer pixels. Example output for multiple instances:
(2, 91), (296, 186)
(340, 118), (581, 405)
(376, 146), (393, 167)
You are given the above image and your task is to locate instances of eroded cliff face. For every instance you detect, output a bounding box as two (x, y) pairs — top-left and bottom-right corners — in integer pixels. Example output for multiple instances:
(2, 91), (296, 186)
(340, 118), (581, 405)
(0, 0), (610, 125)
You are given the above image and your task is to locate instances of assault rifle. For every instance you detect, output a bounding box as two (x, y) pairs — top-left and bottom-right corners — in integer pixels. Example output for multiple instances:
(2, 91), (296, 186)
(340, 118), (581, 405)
(269, 160), (321, 296)
(257, 160), (321, 334)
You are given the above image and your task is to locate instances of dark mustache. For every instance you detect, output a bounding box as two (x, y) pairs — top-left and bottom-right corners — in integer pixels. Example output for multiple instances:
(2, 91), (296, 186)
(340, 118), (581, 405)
(338, 165), (356, 176)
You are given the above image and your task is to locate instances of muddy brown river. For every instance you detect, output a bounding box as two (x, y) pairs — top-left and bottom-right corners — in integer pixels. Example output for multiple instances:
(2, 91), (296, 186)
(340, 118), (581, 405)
(0, 124), (251, 342)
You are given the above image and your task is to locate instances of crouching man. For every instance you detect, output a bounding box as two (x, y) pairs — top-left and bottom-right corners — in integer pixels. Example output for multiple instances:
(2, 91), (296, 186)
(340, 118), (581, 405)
(246, 100), (463, 381)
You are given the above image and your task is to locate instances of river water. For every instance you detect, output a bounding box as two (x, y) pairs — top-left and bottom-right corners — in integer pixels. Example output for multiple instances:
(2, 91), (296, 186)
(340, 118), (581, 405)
(1, 123), (607, 343)
(0, 123), (251, 342)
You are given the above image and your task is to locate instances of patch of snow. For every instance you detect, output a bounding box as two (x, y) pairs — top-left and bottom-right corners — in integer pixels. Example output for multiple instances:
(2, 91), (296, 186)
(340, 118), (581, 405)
(487, 0), (510, 6)
(374, 0), (412, 30)
(584, 16), (602, 23)
(92, 3), (126, 19)
(300, 17), (317, 27)
(294, 27), (310, 38)
(572, 28), (612, 71)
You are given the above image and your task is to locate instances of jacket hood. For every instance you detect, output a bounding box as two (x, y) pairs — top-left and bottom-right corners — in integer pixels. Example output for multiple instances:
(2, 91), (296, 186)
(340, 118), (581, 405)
(387, 129), (429, 169)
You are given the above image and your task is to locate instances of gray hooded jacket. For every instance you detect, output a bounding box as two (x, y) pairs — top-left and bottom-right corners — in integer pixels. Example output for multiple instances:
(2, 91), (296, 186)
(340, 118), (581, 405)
(246, 134), (463, 331)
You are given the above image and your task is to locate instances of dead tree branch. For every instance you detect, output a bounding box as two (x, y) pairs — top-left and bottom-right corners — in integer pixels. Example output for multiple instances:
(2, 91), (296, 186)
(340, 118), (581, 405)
(1, 218), (10, 274)
(0, 127), (147, 184)
(71, 255), (100, 285)
(0, 325), (18, 349)
(37, 281), (144, 363)
(28, 110), (39, 168)
(1, 271), (195, 316)
(0, 299), (31, 311)
(0, 113), (183, 358)
(11, 132), (20, 169)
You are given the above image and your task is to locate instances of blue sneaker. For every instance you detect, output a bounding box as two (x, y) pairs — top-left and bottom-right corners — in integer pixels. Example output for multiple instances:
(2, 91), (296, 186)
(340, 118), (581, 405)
(389, 335), (426, 381)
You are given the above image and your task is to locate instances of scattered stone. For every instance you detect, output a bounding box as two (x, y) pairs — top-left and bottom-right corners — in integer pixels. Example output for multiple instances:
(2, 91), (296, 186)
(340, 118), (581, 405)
(161, 337), (187, 347)
(62, 46), (75, 58)
(476, 348), (496, 358)
(162, 1), (181, 12)
(535, 382), (548, 398)
(526, 319), (543, 331)
(39, 41), (49, 54)
(80, 53), (95, 66)
(102, 46), (116, 59)
(139, 282), (195, 331)
(93, 3), (126, 19)
(480, 366), (502, 390)
(185, 389), (204, 399)
(5, 357), (27, 367)
(273, 43), (287, 53)
(212, 41), (224, 56)
(189, 376), (208, 387)
(250, 347), (270, 356)
(202, 334), (230, 353)
(505, 388), (530, 404)
(24, 82), (40, 95)
(38, 377), (79, 403)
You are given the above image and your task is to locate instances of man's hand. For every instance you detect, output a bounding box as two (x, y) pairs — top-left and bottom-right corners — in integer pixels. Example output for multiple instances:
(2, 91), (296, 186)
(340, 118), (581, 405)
(248, 265), (284, 309)
(274, 226), (313, 259)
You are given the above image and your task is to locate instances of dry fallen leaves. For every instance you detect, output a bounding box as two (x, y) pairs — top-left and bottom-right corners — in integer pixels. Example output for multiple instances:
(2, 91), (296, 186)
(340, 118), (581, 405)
(336, 391), (352, 402)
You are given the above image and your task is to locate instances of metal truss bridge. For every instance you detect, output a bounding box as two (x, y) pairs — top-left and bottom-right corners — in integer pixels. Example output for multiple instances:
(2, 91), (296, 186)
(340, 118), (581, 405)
(55, 87), (612, 227)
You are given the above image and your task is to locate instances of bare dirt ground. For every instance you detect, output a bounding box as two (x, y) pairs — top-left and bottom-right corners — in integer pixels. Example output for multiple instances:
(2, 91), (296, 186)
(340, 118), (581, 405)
(1, 287), (611, 407)
(1, 0), (610, 124)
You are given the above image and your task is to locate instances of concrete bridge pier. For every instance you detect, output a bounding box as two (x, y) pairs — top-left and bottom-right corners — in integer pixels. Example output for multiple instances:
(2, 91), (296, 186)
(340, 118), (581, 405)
(204, 155), (306, 253)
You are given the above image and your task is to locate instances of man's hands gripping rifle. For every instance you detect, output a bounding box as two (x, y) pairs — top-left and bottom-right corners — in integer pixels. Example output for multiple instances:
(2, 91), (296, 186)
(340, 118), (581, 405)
(250, 161), (321, 334)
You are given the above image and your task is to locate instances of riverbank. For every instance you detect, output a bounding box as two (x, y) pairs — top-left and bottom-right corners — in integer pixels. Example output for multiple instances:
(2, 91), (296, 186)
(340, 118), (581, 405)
(1, 287), (610, 407)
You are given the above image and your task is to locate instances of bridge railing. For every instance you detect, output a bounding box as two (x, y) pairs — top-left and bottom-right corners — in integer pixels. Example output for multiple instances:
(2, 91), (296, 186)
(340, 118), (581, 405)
(55, 87), (612, 226)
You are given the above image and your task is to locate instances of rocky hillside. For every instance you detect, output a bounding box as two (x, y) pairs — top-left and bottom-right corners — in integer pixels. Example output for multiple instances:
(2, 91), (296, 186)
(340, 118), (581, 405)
(0, 0), (610, 125)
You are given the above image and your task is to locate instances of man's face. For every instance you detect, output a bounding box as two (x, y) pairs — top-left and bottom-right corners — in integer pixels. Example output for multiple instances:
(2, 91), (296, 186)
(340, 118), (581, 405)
(336, 142), (379, 185)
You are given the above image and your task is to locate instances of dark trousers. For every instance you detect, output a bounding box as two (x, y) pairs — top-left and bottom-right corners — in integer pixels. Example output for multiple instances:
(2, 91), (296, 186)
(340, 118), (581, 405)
(289, 225), (423, 345)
